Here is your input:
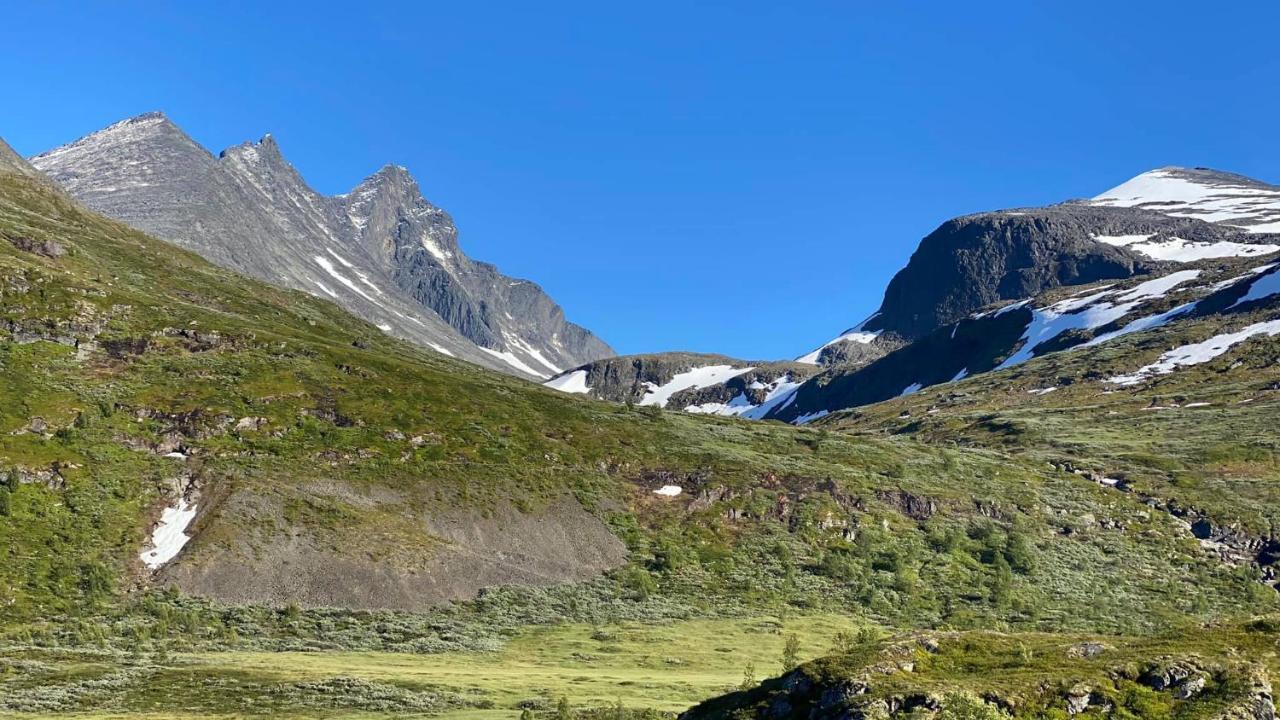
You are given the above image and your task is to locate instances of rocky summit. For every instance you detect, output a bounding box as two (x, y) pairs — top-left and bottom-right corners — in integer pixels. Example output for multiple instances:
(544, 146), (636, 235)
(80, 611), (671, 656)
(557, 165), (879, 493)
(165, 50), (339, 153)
(30, 112), (611, 378)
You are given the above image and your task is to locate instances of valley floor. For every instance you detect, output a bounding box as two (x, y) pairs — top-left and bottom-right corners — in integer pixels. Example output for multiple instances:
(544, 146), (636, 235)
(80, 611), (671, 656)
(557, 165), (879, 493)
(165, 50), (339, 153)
(1, 614), (858, 718)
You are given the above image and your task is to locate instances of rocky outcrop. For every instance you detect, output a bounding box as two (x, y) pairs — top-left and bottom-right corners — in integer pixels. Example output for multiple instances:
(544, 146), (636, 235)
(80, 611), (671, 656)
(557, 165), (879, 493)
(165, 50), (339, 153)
(861, 204), (1253, 342)
(545, 352), (819, 417)
(682, 641), (1273, 720)
(30, 113), (610, 377)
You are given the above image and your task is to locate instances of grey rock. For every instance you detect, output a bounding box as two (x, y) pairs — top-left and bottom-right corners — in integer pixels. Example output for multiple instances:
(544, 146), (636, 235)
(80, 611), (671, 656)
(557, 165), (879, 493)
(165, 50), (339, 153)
(30, 113), (610, 378)
(864, 203), (1247, 342)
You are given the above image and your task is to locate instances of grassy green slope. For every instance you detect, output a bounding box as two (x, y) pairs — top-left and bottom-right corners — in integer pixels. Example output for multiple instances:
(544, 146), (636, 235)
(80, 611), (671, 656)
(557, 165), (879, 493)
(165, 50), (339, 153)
(2, 170), (1278, 718)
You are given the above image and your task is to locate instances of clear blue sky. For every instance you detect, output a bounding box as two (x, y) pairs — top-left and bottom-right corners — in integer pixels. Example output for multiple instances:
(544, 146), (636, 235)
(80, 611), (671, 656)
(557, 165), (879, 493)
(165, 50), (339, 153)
(4, 2), (1278, 359)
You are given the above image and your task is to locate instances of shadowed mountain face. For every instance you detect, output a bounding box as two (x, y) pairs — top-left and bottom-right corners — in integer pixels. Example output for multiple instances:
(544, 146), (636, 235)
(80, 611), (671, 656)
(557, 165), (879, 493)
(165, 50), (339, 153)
(858, 204), (1264, 342)
(30, 112), (611, 378)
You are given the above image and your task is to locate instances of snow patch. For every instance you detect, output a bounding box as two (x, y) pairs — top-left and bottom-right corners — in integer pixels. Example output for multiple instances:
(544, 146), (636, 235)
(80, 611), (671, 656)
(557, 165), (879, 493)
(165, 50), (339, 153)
(653, 485), (683, 497)
(996, 271), (1201, 369)
(1091, 168), (1280, 233)
(140, 499), (197, 570)
(639, 365), (754, 408)
(1108, 320), (1280, 385)
(479, 346), (548, 378)
(313, 256), (379, 304)
(797, 314), (882, 364)
(544, 369), (592, 394)
(685, 374), (805, 420)
(793, 410), (830, 425)
(1228, 267), (1280, 309)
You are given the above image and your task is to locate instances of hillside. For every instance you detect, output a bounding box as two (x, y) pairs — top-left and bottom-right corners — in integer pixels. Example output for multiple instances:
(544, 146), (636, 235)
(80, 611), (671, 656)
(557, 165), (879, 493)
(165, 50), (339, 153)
(4, 155), (1280, 717)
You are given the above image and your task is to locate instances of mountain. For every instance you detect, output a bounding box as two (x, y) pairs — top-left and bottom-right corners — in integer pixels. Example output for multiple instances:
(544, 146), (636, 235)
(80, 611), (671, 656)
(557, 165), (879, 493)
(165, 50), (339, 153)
(29, 112), (610, 378)
(5, 151), (1280, 717)
(1090, 166), (1280, 233)
(855, 203), (1273, 344)
(768, 254), (1280, 422)
(759, 168), (1275, 420)
(543, 352), (820, 418)
(10, 152), (1264, 620)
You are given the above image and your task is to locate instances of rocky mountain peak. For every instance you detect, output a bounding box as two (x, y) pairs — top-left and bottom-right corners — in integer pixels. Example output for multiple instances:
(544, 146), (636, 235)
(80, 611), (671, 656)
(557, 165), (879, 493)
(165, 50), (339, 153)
(1090, 166), (1280, 234)
(30, 113), (614, 378)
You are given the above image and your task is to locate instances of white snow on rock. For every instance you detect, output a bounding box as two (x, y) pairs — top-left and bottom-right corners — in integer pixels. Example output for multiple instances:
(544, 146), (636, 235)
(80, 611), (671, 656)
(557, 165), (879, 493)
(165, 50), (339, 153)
(996, 271), (1201, 370)
(1090, 167), (1280, 234)
(1093, 233), (1278, 262)
(479, 346), (548, 378)
(793, 410), (830, 425)
(376, 323), (392, 332)
(1227, 268), (1280, 309)
(313, 255), (379, 304)
(653, 485), (683, 497)
(685, 374), (805, 420)
(1083, 302), (1195, 348)
(139, 499), (197, 570)
(1028, 387), (1058, 395)
(639, 365), (754, 408)
(427, 342), (455, 357)
(1095, 234), (1156, 247)
(504, 332), (563, 376)
(544, 369), (592, 394)
(797, 314), (882, 364)
(1108, 320), (1280, 385)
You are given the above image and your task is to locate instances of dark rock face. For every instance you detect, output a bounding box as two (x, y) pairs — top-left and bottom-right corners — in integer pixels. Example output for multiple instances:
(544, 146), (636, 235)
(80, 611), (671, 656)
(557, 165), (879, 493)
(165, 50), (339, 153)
(862, 204), (1250, 341)
(30, 113), (610, 377)
(769, 306), (1032, 423)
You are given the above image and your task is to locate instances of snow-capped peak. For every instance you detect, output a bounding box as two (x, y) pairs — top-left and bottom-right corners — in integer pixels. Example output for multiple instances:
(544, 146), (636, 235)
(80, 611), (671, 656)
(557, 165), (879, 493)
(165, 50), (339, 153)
(1090, 167), (1280, 234)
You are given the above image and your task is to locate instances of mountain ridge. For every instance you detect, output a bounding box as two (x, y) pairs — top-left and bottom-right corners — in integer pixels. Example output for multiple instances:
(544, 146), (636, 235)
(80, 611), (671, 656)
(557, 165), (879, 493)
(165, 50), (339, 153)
(30, 111), (611, 378)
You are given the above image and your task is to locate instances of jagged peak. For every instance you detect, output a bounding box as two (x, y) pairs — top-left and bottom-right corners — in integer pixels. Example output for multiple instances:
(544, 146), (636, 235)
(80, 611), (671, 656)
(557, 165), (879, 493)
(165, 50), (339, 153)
(218, 133), (284, 164)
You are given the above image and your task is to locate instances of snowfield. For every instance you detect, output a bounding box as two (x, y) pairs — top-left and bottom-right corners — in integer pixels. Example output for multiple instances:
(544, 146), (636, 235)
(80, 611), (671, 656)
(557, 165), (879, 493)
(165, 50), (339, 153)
(1093, 233), (1279, 262)
(639, 364), (754, 407)
(1108, 320), (1280, 386)
(1091, 167), (1280, 234)
(544, 369), (591, 394)
(996, 271), (1202, 370)
(685, 374), (805, 420)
